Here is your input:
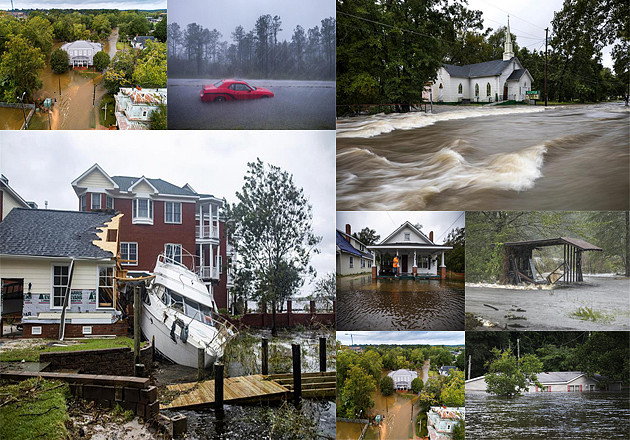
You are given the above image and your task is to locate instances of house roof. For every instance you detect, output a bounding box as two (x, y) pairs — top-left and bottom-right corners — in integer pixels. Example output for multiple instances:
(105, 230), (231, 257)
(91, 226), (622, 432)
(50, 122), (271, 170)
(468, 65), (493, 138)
(443, 58), (513, 78)
(0, 175), (31, 210)
(61, 40), (102, 50)
(336, 230), (373, 259)
(379, 221), (435, 245)
(117, 88), (167, 105)
(536, 372), (586, 384)
(506, 69), (526, 81)
(388, 369), (419, 378)
(0, 209), (116, 259)
(439, 366), (457, 373)
(111, 176), (198, 197)
(504, 237), (602, 252)
(132, 36), (155, 43)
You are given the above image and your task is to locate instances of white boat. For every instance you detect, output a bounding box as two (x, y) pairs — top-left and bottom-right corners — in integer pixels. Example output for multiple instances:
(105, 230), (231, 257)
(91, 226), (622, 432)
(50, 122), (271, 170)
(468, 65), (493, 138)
(140, 254), (236, 368)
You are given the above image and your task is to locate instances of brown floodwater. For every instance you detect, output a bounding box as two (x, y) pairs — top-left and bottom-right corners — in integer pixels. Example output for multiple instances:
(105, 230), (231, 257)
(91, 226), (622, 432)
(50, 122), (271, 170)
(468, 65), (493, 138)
(337, 275), (464, 330)
(336, 102), (630, 210)
(0, 108), (27, 130)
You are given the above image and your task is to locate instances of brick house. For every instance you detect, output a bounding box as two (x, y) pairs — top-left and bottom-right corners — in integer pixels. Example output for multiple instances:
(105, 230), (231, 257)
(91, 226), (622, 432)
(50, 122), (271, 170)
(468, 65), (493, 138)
(71, 164), (233, 310)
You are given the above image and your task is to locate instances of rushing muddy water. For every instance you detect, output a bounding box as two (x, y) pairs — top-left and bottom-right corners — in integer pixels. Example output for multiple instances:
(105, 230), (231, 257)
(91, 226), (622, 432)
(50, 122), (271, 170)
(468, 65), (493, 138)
(466, 391), (630, 439)
(336, 103), (630, 210)
(337, 275), (464, 330)
(0, 107), (27, 130)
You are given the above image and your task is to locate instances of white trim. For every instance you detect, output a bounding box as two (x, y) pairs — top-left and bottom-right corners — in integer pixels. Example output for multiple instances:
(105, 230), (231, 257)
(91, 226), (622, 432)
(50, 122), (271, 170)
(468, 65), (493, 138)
(128, 176), (159, 194)
(0, 254), (112, 262)
(164, 201), (182, 224)
(31, 326), (42, 335)
(165, 243), (182, 264)
(96, 264), (116, 310)
(132, 198), (153, 225)
(71, 163), (119, 189)
(120, 242), (138, 266)
(51, 263), (70, 310)
(380, 221), (434, 245)
(91, 192), (102, 210)
(0, 179), (31, 209)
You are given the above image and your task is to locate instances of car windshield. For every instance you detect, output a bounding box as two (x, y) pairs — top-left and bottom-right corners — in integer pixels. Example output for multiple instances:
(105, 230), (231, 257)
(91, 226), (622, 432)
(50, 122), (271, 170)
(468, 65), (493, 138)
(214, 80), (224, 87)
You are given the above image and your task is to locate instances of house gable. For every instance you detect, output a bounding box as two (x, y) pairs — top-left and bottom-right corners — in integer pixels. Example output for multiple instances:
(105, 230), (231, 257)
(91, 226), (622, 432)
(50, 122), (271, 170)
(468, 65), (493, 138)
(381, 222), (433, 245)
(72, 164), (118, 191)
(128, 177), (158, 195)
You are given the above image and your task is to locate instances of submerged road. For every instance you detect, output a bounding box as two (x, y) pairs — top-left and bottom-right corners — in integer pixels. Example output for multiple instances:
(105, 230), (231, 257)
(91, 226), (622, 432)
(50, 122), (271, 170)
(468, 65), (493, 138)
(167, 78), (335, 130)
(337, 102), (629, 210)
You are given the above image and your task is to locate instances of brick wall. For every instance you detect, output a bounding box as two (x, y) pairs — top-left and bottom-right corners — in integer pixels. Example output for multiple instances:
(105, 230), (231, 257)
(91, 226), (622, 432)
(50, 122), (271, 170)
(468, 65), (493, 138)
(23, 320), (129, 338)
(235, 300), (336, 329)
(40, 344), (153, 376)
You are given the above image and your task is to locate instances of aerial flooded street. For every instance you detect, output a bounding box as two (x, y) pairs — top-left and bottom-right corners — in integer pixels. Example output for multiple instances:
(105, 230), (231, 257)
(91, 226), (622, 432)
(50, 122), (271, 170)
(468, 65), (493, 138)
(167, 79), (335, 129)
(336, 103), (630, 210)
(466, 391), (630, 439)
(466, 276), (630, 330)
(337, 274), (464, 330)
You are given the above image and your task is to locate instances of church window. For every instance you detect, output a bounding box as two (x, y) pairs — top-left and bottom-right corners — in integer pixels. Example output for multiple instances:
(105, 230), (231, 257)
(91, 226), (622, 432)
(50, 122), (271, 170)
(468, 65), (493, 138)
(458, 83), (463, 94)
(474, 84), (479, 97)
(439, 83), (443, 89)
(487, 83), (491, 96)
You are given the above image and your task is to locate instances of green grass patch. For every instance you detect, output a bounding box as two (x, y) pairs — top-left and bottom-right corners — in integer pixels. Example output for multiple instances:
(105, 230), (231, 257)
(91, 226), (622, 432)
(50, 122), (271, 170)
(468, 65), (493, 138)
(116, 41), (131, 50)
(98, 93), (117, 127)
(416, 411), (428, 437)
(0, 378), (70, 440)
(0, 337), (139, 362)
(569, 306), (614, 324)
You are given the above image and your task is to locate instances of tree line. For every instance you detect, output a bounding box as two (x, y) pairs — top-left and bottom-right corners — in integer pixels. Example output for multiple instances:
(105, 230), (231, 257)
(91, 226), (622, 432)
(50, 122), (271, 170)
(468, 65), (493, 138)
(337, 0), (628, 112)
(167, 15), (335, 80)
(466, 211), (630, 283)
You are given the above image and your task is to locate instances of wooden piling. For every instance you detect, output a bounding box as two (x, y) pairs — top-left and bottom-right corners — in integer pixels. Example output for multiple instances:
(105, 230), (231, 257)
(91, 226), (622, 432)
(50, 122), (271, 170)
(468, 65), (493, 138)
(319, 337), (326, 373)
(292, 344), (301, 404)
(133, 286), (141, 376)
(197, 347), (205, 381)
(214, 362), (224, 410)
(151, 335), (155, 362)
(261, 337), (269, 375)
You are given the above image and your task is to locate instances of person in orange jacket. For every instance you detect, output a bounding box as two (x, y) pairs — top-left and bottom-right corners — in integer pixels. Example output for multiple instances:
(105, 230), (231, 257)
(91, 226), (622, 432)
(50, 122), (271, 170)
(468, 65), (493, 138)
(393, 255), (399, 276)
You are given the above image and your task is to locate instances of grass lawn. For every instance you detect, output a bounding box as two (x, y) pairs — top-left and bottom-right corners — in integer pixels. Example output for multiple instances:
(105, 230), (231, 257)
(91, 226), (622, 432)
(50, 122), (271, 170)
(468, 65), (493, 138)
(0, 337), (139, 362)
(0, 378), (70, 440)
(98, 93), (117, 127)
(429, 370), (439, 377)
(116, 41), (131, 50)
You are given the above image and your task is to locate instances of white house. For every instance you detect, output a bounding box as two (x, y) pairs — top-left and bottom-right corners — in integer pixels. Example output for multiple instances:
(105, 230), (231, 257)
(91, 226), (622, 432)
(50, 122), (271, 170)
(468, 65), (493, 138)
(131, 36), (156, 50)
(336, 224), (373, 275)
(114, 87), (167, 130)
(60, 40), (103, 67)
(439, 366), (458, 377)
(465, 372), (623, 392)
(0, 174), (32, 221)
(388, 369), (419, 390)
(430, 18), (534, 103)
(367, 222), (452, 280)
(0, 208), (125, 338)
(427, 406), (464, 440)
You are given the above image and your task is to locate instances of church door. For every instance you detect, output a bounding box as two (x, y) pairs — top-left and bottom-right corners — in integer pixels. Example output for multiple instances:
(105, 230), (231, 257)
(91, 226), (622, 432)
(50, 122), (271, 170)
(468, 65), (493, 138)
(438, 83), (443, 101)
(503, 83), (508, 100)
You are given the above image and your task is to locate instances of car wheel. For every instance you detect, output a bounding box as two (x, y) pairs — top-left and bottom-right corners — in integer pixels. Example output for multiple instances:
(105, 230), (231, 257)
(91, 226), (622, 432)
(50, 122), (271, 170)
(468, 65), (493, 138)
(214, 96), (227, 103)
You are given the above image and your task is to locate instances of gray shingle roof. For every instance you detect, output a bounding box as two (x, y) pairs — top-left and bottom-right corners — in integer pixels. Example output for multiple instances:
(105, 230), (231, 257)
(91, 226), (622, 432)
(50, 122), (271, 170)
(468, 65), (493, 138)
(111, 176), (198, 197)
(444, 58), (513, 78)
(0, 209), (115, 259)
(536, 372), (584, 384)
(507, 69), (526, 81)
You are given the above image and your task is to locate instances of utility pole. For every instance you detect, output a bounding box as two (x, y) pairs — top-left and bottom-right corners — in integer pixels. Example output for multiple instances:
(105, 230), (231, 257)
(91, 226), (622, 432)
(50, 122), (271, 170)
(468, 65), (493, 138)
(545, 27), (549, 107)
(467, 355), (471, 380)
(517, 338), (520, 360)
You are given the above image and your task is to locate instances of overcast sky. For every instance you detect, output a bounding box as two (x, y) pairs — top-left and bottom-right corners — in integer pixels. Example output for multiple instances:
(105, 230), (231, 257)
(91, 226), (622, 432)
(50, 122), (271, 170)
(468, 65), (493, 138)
(2, 0), (165, 9)
(336, 331), (465, 346)
(0, 130), (335, 294)
(467, 0), (614, 69)
(336, 211), (464, 245)
(169, 0), (335, 42)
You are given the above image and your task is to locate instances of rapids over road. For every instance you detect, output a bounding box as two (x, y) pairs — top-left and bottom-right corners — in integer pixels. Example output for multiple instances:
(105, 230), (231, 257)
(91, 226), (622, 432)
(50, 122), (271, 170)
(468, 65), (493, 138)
(336, 103), (629, 210)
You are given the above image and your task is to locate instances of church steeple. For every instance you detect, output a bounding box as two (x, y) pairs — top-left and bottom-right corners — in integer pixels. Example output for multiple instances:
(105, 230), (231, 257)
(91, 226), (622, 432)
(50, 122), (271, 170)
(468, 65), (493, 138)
(503, 15), (514, 60)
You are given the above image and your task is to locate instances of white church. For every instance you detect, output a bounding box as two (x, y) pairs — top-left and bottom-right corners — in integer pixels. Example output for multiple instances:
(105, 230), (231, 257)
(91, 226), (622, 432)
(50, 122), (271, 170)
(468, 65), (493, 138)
(430, 19), (534, 103)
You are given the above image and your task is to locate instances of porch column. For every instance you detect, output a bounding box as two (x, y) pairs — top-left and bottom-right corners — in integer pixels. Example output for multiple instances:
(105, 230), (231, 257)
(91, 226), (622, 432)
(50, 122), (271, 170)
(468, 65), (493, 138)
(440, 251), (445, 267)
(439, 251), (446, 280)
(412, 250), (418, 276)
(210, 244), (214, 276)
(372, 251), (378, 280)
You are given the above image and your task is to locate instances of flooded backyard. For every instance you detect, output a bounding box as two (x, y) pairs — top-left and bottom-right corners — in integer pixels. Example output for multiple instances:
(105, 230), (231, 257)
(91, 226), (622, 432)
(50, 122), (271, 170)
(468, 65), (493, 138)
(466, 391), (630, 439)
(466, 275), (630, 330)
(337, 274), (464, 330)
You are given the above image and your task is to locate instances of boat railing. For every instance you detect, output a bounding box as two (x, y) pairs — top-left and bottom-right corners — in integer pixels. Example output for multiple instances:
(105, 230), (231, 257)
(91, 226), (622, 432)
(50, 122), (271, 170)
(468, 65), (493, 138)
(157, 249), (199, 273)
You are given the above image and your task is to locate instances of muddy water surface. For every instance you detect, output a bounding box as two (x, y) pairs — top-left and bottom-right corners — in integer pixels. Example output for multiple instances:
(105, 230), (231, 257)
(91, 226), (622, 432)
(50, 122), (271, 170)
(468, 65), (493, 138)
(466, 391), (630, 439)
(337, 275), (464, 330)
(337, 103), (630, 210)
(0, 108), (27, 130)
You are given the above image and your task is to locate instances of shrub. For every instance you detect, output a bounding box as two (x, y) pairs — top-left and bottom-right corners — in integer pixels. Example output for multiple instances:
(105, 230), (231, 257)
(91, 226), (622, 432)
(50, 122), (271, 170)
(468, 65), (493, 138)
(380, 375), (394, 396)
(50, 48), (69, 74)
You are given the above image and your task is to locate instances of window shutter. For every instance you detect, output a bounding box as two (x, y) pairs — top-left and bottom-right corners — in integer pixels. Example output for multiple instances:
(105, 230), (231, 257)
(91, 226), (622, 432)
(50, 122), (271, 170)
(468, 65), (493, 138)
(567, 385), (570, 392)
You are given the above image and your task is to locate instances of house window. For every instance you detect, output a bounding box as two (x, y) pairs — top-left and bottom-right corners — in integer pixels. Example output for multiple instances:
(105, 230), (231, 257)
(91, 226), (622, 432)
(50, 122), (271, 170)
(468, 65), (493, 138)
(475, 84), (479, 97)
(359, 244), (364, 251)
(165, 202), (182, 224)
(98, 266), (114, 308)
(216, 255), (223, 273)
(165, 243), (182, 264)
(120, 242), (138, 266)
(419, 256), (429, 269)
(91, 193), (101, 210)
(80, 194), (86, 211)
(361, 259), (365, 268)
(52, 265), (70, 308)
(349, 256), (354, 268)
(458, 83), (462, 94)
(368, 260), (372, 268)
(106, 196), (114, 210)
(404, 232), (410, 241)
(132, 198), (153, 224)
(486, 83), (491, 96)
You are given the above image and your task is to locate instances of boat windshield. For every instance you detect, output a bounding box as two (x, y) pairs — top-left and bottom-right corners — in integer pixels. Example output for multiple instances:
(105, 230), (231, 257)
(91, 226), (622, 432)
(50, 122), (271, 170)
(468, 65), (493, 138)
(157, 285), (216, 326)
(184, 297), (215, 326)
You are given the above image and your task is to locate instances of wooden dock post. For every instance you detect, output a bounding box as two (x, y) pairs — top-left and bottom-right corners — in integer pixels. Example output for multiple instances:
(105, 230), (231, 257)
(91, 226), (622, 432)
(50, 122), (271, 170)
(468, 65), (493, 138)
(214, 362), (224, 410)
(197, 347), (205, 381)
(151, 335), (155, 362)
(292, 344), (301, 404)
(261, 337), (269, 375)
(319, 337), (326, 372)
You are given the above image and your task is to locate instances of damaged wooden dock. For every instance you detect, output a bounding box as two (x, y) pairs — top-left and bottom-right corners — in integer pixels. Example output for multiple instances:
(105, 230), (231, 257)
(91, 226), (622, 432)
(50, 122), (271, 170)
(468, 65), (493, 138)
(162, 371), (336, 410)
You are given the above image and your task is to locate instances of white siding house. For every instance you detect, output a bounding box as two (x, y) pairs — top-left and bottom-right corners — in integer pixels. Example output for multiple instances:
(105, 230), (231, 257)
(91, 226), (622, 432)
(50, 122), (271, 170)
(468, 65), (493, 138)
(0, 174), (31, 221)
(336, 225), (373, 276)
(388, 369), (419, 390)
(465, 372), (623, 393)
(60, 40), (103, 67)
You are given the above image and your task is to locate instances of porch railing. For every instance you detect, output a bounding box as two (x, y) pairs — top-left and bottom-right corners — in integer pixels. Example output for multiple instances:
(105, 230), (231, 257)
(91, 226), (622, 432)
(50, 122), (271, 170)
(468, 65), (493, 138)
(195, 225), (219, 239)
(197, 266), (219, 280)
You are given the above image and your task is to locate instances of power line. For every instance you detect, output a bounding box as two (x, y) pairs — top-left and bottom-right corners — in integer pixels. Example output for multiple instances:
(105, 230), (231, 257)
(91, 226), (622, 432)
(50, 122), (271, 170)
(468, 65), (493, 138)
(475, 0), (547, 31)
(436, 212), (465, 242)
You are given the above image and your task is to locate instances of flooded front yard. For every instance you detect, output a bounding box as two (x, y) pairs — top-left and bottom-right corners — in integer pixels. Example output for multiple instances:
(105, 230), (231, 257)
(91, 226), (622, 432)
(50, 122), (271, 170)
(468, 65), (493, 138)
(337, 274), (464, 330)
(0, 107), (28, 130)
(466, 391), (630, 439)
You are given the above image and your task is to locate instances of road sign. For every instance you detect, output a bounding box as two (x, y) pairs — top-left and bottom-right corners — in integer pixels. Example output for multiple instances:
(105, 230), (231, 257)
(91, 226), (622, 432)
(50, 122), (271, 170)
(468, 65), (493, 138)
(526, 90), (540, 100)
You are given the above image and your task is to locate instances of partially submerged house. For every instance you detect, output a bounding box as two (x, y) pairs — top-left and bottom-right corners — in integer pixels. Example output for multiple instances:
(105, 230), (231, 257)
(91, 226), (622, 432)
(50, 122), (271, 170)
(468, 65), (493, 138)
(114, 87), (167, 130)
(465, 372), (622, 392)
(60, 40), (103, 68)
(388, 368), (419, 390)
(502, 237), (602, 285)
(427, 406), (464, 440)
(367, 222), (452, 280)
(336, 224), (373, 275)
(0, 208), (124, 338)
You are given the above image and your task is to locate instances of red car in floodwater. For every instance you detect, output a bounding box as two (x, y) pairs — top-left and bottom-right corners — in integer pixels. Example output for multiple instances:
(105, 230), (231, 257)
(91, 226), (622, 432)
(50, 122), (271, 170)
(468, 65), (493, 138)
(200, 79), (274, 102)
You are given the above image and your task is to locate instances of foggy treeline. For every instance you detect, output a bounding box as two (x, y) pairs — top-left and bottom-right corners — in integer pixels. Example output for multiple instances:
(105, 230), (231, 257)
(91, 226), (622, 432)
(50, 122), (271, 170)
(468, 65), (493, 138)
(167, 15), (335, 80)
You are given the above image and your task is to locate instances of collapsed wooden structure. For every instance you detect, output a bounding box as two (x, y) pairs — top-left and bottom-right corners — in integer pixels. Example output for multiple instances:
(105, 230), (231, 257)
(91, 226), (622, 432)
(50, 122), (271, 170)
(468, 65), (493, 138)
(501, 237), (602, 285)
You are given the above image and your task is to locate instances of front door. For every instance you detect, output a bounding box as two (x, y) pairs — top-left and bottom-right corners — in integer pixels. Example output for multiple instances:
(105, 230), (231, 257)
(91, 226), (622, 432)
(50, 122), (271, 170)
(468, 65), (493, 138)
(503, 84), (508, 100)
(401, 255), (408, 273)
(1, 278), (24, 328)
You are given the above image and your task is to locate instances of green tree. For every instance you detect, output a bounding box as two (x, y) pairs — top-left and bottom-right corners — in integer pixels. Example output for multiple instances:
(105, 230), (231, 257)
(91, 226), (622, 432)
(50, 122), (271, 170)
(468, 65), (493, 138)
(93, 51), (111, 71)
(571, 332), (630, 385)
(455, 349), (466, 371)
(441, 370), (464, 407)
(154, 16), (167, 42)
(149, 104), (167, 130)
(411, 377), (424, 394)
(484, 348), (543, 397)
(91, 14), (111, 38)
(336, 348), (359, 389)
(104, 50), (135, 94)
(227, 159), (321, 335)
(432, 348), (453, 368)
(341, 365), (376, 419)
(21, 15), (53, 54)
(50, 48), (69, 74)
(0, 35), (45, 102)
(359, 350), (383, 383)
(444, 227), (465, 273)
(352, 227), (380, 246)
(132, 40), (166, 87)
(424, 377), (443, 402)
(380, 375), (394, 396)
(311, 272), (335, 305)
(453, 421), (465, 440)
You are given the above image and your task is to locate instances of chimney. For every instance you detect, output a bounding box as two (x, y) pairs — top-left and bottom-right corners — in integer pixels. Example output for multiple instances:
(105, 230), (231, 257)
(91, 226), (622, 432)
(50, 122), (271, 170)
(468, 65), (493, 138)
(429, 231), (434, 242)
(346, 224), (351, 236)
